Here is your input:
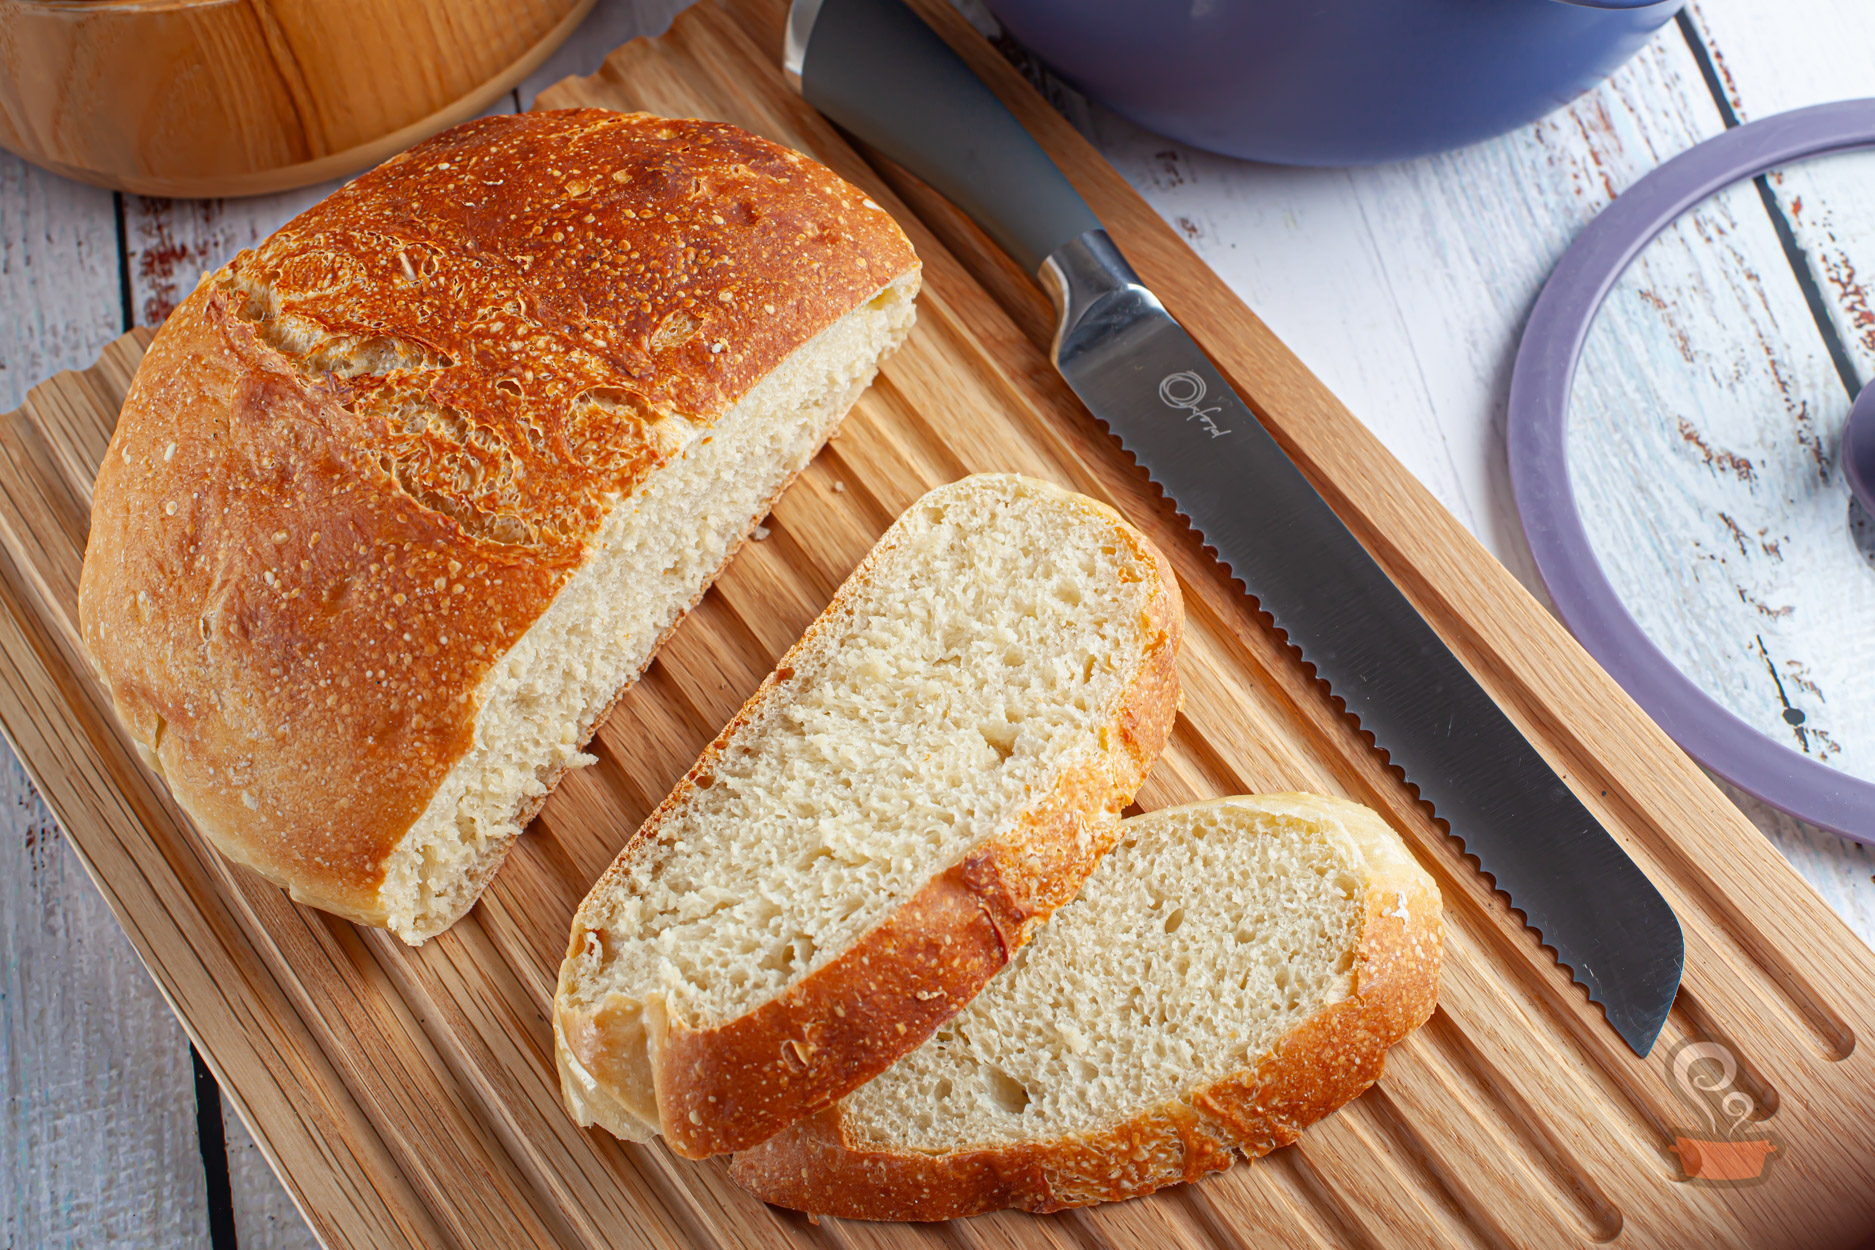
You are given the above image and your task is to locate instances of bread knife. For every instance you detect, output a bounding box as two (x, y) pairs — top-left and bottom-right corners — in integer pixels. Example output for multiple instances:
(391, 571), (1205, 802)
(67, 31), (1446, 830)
(784, 0), (1684, 1056)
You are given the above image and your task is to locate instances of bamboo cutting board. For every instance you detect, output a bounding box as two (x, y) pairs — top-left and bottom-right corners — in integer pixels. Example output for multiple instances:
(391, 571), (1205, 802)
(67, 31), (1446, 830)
(4, 0), (1875, 1245)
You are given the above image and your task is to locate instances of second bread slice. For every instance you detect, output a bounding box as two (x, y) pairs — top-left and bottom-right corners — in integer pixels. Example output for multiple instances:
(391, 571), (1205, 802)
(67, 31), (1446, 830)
(554, 474), (1183, 1157)
(731, 794), (1443, 1219)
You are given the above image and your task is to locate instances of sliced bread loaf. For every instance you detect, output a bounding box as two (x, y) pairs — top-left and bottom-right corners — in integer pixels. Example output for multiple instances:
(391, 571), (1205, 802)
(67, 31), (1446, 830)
(553, 474), (1183, 1158)
(79, 109), (920, 943)
(730, 793), (1443, 1219)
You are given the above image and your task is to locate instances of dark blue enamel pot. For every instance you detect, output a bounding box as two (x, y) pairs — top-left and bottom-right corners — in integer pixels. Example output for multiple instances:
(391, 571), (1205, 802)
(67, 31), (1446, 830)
(982, 0), (1687, 165)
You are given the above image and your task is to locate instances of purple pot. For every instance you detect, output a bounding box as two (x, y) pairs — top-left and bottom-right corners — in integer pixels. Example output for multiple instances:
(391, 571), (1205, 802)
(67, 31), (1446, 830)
(983, 0), (1687, 166)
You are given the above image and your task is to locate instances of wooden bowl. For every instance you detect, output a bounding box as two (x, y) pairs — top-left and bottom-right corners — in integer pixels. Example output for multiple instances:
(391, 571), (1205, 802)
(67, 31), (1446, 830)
(0, 0), (597, 197)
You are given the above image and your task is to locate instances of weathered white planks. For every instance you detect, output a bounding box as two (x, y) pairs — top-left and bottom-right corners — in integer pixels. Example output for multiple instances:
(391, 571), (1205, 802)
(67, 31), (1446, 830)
(0, 153), (121, 409)
(1567, 166), (1874, 791)
(1669, 0), (1875, 919)
(0, 752), (215, 1250)
(0, 149), (213, 1250)
(1554, 0), (1875, 810)
(518, 0), (697, 107)
(122, 185), (341, 328)
(1684, 0), (1875, 384)
(5, 0), (1875, 1244)
(1059, 10), (1875, 861)
(1072, 27), (1737, 597)
(220, 1114), (321, 1250)
(1075, 18), (1875, 791)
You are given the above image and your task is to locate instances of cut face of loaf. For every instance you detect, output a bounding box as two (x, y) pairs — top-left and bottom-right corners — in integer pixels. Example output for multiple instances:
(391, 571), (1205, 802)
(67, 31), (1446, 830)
(380, 274), (917, 938)
(731, 794), (1444, 1220)
(554, 474), (1184, 1159)
(76, 109), (921, 943)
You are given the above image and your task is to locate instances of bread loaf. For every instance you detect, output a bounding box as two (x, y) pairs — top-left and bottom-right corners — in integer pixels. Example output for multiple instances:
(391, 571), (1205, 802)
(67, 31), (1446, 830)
(553, 474), (1183, 1158)
(731, 794), (1443, 1219)
(77, 109), (921, 942)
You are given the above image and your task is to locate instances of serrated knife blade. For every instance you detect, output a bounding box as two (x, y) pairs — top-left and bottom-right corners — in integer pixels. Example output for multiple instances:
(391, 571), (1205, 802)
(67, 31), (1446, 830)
(1042, 234), (1684, 1054)
(788, 0), (1684, 1054)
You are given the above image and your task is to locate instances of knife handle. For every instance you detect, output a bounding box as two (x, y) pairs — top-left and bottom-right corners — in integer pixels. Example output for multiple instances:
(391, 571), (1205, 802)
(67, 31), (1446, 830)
(785, 0), (1101, 275)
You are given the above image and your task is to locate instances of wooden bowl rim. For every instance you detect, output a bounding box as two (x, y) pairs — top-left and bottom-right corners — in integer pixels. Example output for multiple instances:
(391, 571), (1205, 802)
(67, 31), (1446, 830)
(0, 0), (598, 197)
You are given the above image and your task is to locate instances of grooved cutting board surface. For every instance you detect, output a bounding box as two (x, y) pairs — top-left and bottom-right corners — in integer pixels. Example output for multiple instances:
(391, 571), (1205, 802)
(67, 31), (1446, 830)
(4, 1), (1875, 1245)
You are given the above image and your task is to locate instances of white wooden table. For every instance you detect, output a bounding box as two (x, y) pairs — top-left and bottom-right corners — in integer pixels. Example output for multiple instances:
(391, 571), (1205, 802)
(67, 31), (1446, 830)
(5, 1), (1873, 1245)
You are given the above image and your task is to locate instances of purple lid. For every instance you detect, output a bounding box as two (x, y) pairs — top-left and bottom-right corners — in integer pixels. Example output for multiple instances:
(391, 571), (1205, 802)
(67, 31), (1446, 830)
(1508, 99), (1875, 843)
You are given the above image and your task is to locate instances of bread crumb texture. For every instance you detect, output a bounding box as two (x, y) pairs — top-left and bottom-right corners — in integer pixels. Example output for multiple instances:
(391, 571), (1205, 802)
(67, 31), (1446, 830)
(77, 109), (919, 940)
(731, 794), (1443, 1219)
(556, 475), (1183, 1153)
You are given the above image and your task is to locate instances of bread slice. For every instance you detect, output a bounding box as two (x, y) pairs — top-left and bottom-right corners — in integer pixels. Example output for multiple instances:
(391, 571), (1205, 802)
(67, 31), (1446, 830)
(730, 794), (1443, 1220)
(553, 474), (1183, 1159)
(77, 109), (920, 942)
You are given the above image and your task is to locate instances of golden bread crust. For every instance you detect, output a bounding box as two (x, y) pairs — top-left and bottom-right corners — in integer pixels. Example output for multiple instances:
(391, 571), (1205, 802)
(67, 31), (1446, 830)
(554, 478), (1184, 1158)
(77, 108), (918, 929)
(728, 794), (1444, 1219)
